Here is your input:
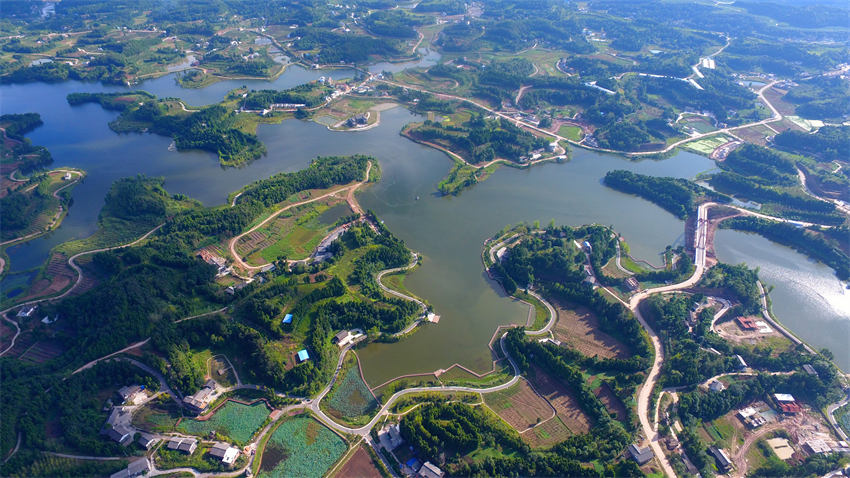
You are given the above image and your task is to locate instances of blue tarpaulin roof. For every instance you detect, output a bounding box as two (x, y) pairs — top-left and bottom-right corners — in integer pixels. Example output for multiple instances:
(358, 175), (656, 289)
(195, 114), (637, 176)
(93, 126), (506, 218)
(297, 349), (309, 362)
(283, 314), (293, 324)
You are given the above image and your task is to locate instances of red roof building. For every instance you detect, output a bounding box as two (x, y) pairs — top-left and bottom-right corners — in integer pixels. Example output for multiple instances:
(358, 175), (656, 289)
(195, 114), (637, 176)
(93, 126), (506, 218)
(778, 402), (802, 414)
(737, 316), (758, 330)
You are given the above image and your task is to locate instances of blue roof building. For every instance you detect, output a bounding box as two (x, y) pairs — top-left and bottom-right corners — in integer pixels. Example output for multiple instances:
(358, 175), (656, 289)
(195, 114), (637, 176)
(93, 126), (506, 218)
(282, 314), (293, 324)
(296, 349), (310, 362)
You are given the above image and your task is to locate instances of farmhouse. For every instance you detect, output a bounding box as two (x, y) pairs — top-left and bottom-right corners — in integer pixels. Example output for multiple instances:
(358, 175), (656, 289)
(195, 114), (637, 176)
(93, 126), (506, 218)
(183, 379), (218, 413)
(803, 364), (818, 377)
(628, 443), (654, 465)
(137, 432), (159, 449)
(209, 442), (240, 465)
(282, 313), (293, 325)
(624, 276), (640, 292)
(116, 385), (145, 404)
(167, 437), (198, 455)
(102, 407), (135, 445)
(333, 330), (353, 347)
(419, 461), (445, 478)
(378, 423), (404, 451)
(708, 380), (725, 393)
(708, 446), (733, 472)
(16, 305), (37, 318)
(296, 349), (310, 363)
(109, 458), (150, 478)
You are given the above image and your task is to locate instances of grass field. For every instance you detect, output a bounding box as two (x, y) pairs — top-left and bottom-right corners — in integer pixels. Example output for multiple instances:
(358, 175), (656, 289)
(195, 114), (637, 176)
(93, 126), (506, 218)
(258, 415), (347, 478)
(682, 135), (734, 155)
(323, 354), (379, 426)
(558, 125), (583, 141)
(177, 400), (270, 445)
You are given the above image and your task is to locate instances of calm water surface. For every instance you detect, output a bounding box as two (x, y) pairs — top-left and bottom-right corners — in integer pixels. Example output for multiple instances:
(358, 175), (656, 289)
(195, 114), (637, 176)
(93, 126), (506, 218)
(0, 69), (845, 380)
(715, 230), (850, 370)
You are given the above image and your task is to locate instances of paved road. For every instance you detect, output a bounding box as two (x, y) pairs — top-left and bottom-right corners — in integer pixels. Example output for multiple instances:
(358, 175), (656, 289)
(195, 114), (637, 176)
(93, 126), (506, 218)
(626, 202), (711, 478)
(826, 389), (850, 441)
(0, 169), (84, 249)
(311, 332), (521, 437)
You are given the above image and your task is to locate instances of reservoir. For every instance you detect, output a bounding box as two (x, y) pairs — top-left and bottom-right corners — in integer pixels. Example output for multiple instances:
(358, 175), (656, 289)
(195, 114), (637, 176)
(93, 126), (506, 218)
(0, 69), (846, 380)
(714, 229), (850, 370)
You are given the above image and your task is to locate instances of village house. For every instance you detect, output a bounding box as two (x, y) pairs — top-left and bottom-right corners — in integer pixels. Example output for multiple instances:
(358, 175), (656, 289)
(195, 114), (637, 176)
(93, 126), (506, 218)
(16, 305), (37, 319)
(708, 380), (725, 393)
(167, 437), (198, 455)
(708, 446), (733, 473)
(378, 423), (403, 451)
(136, 432), (159, 450)
(116, 385), (145, 405)
(183, 379), (218, 414)
(333, 330), (353, 347)
(419, 461), (445, 478)
(109, 458), (151, 478)
(208, 442), (240, 465)
(101, 407), (135, 446)
(628, 443), (654, 465)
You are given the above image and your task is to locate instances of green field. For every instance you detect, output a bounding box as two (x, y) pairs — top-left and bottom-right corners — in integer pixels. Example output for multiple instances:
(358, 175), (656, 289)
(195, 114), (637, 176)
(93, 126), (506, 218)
(177, 400), (270, 445)
(558, 125), (583, 142)
(258, 415), (347, 478)
(323, 354), (379, 425)
(683, 135), (734, 155)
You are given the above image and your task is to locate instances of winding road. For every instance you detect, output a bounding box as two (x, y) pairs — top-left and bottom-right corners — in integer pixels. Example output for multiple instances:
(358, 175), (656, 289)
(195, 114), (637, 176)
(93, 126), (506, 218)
(0, 223), (163, 357)
(227, 162), (371, 272)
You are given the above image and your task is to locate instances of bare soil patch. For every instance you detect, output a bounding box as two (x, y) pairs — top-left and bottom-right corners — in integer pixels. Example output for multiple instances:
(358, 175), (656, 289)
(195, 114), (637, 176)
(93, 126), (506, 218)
(552, 302), (630, 359)
(332, 444), (382, 478)
(528, 366), (592, 434)
(593, 382), (627, 422)
(484, 379), (554, 432)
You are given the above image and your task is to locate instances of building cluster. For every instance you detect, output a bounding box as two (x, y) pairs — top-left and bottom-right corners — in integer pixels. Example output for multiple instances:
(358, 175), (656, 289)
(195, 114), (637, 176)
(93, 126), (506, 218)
(378, 423), (445, 478)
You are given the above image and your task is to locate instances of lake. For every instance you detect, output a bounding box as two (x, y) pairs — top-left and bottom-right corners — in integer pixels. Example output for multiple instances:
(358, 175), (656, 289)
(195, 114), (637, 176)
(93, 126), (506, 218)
(0, 65), (846, 380)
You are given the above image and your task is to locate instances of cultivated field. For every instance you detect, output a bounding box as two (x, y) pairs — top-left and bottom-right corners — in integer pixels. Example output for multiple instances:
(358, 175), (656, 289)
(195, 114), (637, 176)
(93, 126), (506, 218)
(484, 379), (554, 432)
(525, 415), (573, 449)
(19, 340), (64, 364)
(259, 415), (347, 478)
(178, 400), (270, 445)
(683, 135), (735, 155)
(331, 444), (382, 478)
(528, 366), (592, 435)
(552, 302), (630, 359)
(234, 198), (351, 265)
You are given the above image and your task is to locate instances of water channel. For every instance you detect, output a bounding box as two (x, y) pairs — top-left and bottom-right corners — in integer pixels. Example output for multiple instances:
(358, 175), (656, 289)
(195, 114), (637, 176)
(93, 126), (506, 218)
(0, 64), (846, 379)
